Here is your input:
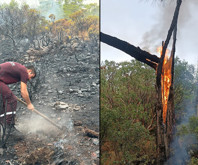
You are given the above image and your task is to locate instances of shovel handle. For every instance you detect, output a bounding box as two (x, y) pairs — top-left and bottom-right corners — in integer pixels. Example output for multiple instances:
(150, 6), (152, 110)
(16, 97), (63, 130)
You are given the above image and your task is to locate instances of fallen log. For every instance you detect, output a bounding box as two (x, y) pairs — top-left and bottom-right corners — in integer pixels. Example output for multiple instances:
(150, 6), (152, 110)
(84, 127), (99, 138)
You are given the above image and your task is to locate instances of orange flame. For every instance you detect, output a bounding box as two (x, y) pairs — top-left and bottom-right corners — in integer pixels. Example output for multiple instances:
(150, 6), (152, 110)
(157, 46), (170, 58)
(157, 46), (172, 124)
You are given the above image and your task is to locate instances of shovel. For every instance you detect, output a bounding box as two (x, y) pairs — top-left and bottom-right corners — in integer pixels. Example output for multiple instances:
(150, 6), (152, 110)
(16, 96), (63, 131)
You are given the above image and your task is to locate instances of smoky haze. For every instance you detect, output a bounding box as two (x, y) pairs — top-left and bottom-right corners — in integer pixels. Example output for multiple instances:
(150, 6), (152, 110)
(140, 0), (198, 65)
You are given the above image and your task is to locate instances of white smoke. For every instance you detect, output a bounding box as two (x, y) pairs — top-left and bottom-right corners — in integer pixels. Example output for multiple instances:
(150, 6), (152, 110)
(140, 0), (198, 65)
(16, 109), (73, 139)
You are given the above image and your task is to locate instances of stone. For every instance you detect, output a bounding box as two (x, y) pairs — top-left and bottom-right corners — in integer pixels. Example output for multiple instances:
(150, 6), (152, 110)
(91, 82), (97, 87)
(92, 138), (99, 145)
(0, 148), (3, 155)
(74, 120), (82, 126)
(56, 104), (68, 110)
(58, 90), (64, 94)
(73, 106), (81, 111)
(78, 94), (84, 97)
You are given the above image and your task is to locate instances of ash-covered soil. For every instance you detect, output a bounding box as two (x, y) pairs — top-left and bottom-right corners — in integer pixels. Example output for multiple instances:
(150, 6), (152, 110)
(0, 39), (99, 165)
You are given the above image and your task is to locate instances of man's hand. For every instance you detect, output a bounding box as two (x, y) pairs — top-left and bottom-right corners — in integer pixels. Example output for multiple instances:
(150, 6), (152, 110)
(21, 82), (34, 111)
(27, 103), (34, 111)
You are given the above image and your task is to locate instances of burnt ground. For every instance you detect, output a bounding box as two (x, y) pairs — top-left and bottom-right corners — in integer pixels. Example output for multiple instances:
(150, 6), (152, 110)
(0, 39), (99, 164)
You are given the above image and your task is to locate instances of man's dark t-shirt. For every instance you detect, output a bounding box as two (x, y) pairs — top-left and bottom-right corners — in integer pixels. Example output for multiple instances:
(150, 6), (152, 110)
(0, 62), (28, 84)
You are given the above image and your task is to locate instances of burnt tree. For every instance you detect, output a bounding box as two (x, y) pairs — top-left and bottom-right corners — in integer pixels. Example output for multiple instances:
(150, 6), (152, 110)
(100, 0), (182, 163)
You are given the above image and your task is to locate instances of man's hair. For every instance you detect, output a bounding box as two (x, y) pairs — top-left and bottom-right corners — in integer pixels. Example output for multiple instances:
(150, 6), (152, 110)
(26, 65), (36, 78)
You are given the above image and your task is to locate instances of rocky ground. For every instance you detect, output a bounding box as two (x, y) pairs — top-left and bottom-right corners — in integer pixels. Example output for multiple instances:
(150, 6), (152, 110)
(0, 38), (99, 164)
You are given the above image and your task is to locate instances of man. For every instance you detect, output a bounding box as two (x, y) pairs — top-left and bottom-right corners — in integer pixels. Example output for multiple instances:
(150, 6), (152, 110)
(0, 62), (36, 140)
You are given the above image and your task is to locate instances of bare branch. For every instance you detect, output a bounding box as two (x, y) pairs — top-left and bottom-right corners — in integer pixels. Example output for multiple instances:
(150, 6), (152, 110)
(100, 32), (159, 69)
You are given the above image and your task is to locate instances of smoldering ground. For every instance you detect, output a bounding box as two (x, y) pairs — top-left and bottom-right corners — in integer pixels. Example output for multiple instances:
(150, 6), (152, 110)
(16, 110), (73, 138)
(0, 37), (99, 164)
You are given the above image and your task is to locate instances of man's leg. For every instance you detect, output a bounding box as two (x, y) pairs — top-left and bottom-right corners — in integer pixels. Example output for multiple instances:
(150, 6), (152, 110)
(0, 81), (17, 125)
(0, 82), (23, 144)
(0, 82), (17, 146)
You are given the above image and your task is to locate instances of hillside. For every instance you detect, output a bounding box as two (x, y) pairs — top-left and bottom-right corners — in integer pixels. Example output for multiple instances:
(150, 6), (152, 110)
(0, 37), (99, 165)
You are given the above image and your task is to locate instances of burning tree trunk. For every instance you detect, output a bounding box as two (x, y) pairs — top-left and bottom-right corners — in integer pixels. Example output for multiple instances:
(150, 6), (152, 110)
(155, 0), (181, 162)
(101, 0), (182, 163)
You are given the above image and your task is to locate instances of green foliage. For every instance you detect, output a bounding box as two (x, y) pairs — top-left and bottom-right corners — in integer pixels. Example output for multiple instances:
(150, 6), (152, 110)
(177, 116), (198, 163)
(177, 124), (189, 136)
(101, 60), (157, 164)
(9, 0), (19, 9)
(0, 0), (98, 53)
(188, 157), (198, 165)
(174, 57), (195, 101)
(101, 58), (197, 164)
(0, 0), (19, 9)
(84, 3), (99, 16)
(58, 0), (99, 18)
(69, 9), (99, 39)
(172, 59), (198, 165)
(174, 57), (196, 122)
(62, 0), (84, 18)
(177, 117), (198, 138)
(40, 0), (99, 40)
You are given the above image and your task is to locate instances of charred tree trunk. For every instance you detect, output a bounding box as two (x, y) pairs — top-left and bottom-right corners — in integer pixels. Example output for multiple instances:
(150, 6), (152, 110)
(100, 32), (159, 70)
(100, 0), (182, 163)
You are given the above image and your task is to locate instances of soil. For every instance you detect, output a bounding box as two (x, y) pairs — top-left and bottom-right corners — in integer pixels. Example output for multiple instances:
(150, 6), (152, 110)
(0, 39), (99, 165)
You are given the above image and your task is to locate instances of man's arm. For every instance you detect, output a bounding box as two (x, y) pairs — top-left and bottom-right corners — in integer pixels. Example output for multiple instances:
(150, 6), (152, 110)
(21, 81), (34, 110)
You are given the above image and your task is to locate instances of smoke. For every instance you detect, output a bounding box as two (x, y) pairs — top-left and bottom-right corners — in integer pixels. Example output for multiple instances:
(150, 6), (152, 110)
(165, 100), (197, 164)
(16, 108), (73, 139)
(140, 0), (198, 65)
(165, 135), (196, 165)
